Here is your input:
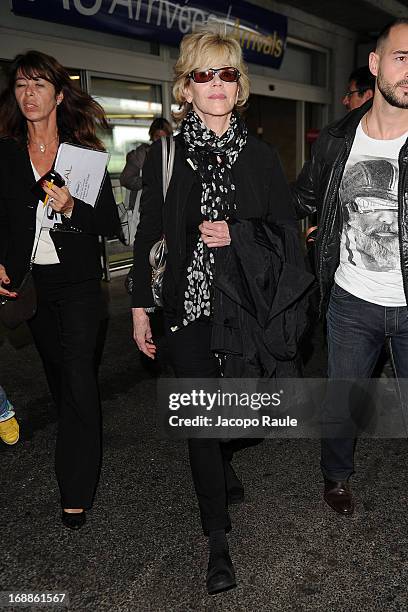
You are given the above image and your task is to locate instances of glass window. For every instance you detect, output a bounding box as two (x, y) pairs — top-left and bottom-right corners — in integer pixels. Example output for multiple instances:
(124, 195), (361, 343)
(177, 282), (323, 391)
(90, 76), (163, 272)
(67, 68), (84, 90)
(249, 42), (328, 87)
(90, 77), (163, 176)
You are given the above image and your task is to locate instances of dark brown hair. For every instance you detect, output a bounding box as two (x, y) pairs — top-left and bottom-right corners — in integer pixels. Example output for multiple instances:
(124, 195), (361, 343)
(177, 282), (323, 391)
(348, 66), (375, 94)
(148, 117), (172, 140)
(0, 50), (108, 149)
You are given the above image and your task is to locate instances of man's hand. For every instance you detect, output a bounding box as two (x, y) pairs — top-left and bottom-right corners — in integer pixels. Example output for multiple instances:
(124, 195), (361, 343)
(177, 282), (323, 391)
(132, 307), (156, 359)
(199, 220), (231, 248)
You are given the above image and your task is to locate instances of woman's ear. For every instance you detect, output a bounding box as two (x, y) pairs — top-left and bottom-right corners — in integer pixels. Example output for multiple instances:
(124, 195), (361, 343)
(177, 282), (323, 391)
(183, 81), (193, 104)
(56, 91), (64, 106)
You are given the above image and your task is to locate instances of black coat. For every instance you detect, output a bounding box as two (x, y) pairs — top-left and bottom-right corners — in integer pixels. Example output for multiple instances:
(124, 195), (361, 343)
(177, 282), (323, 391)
(212, 218), (314, 377)
(292, 99), (408, 312)
(0, 138), (122, 286)
(132, 132), (300, 324)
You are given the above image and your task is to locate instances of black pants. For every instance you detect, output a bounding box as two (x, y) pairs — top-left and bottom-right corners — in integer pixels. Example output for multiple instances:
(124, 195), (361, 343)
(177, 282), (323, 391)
(166, 318), (260, 535)
(29, 264), (103, 509)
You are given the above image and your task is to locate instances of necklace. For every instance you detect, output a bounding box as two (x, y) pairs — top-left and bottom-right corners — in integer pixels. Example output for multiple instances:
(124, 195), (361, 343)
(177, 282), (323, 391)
(27, 135), (58, 154)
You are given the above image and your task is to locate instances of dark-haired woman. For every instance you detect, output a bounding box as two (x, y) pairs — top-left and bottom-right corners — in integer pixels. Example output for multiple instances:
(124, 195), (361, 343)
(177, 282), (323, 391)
(0, 51), (121, 529)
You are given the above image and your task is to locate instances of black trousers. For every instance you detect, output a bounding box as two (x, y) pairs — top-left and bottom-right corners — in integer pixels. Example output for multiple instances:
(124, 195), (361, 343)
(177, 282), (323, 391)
(29, 264), (103, 509)
(166, 318), (260, 535)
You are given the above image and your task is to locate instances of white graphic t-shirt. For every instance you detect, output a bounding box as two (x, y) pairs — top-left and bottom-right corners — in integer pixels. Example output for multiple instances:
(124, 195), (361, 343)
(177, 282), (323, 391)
(334, 121), (408, 306)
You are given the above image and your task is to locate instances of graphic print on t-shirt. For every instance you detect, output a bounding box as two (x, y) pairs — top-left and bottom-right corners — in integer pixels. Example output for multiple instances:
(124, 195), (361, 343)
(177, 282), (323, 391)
(339, 156), (399, 272)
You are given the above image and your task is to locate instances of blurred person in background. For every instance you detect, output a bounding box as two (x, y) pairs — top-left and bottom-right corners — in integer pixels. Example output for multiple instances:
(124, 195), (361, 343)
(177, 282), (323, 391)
(120, 117), (172, 215)
(342, 65), (375, 112)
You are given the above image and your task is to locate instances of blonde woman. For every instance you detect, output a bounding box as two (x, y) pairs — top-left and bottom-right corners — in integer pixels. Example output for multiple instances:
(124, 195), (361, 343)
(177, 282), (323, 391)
(132, 31), (304, 593)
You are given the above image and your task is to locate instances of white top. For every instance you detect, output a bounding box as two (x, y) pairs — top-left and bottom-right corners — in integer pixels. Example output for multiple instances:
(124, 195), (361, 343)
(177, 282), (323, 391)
(30, 163), (61, 265)
(334, 121), (408, 306)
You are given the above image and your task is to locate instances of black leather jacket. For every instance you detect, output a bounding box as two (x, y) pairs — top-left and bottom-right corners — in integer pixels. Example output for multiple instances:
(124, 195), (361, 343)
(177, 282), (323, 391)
(292, 99), (408, 312)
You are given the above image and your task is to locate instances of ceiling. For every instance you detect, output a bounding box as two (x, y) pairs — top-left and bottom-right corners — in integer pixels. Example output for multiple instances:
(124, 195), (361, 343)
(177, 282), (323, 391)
(274, 0), (408, 39)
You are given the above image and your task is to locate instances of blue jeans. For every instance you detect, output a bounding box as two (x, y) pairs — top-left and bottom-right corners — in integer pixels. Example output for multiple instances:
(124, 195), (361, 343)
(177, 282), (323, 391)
(321, 283), (408, 481)
(0, 385), (14, 422)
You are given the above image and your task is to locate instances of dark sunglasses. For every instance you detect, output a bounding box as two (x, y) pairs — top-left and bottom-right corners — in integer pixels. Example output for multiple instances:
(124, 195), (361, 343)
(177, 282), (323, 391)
(189, 67), (241, 83)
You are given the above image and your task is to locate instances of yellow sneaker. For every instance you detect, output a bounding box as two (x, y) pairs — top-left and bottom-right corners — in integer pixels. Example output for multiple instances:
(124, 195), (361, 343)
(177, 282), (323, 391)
(0, 416), (19, 445)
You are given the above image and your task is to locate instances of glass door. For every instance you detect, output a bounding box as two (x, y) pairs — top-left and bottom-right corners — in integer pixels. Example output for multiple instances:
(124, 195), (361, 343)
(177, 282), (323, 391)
(244, 94), (298, 182)
(90, 76), (163, 273)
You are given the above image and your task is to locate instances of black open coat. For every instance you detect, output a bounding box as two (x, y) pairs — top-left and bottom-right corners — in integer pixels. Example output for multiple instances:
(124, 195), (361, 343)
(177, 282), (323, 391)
(0, 137), (122, 287)
(132, 132), (302, 322)
(212, 218), (313, 377)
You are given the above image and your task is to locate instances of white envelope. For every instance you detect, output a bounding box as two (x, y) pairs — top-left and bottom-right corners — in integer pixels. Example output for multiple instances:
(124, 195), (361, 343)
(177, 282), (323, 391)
(54, 143), (110, 208)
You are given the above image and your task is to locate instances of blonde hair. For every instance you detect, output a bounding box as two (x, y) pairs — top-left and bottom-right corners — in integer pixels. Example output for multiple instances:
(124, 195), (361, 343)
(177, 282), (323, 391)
(172, 30), (250, 122)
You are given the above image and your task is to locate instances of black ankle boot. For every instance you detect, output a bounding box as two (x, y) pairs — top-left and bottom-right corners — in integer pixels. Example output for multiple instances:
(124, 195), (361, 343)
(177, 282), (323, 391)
(206, 530), (236, 595)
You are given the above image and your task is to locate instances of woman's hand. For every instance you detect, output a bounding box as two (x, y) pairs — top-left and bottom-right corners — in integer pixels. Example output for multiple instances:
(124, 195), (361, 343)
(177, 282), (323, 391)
(42, 181), (75, 216)
(199, 220), (231, 248)
(132, 307), (156, 359)
(0, 265), (17, 299)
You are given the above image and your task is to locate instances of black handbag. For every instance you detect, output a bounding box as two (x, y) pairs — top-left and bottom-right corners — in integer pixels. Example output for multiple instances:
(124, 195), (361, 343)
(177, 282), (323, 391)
(0, 219), (43, 329)
(125, 135), (175, 307)
(0, 270), (37, 329)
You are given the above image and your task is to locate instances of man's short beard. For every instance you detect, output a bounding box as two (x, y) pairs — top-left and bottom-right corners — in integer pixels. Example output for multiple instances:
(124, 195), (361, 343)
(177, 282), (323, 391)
(377, 69), (408, 109)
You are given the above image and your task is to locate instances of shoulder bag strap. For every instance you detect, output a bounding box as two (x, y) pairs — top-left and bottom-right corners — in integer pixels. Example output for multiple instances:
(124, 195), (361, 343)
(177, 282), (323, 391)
(161, 135), (175, 201)
(29, 209), (45, 271)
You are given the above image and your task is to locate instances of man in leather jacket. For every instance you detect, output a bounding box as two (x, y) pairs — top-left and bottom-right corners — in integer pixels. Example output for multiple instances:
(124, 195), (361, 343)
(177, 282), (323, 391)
(292, 18), (408, 516)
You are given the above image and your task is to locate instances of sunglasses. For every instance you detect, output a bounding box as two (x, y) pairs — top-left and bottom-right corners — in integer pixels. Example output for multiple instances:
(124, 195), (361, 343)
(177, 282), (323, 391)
(344, 88), (369, 98)
(189, 67), (241, 83)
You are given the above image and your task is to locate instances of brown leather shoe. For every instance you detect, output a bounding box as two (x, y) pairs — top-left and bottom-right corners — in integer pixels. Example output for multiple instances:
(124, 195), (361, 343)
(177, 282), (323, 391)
(323, 479), (354, 516)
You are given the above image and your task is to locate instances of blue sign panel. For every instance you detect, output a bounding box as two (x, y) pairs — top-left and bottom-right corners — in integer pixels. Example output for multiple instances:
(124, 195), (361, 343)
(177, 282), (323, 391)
(11, 0), (287, 69)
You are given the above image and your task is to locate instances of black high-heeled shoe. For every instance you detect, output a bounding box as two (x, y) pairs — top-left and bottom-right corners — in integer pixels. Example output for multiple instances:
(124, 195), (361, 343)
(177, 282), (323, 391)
(61, 510), (86, 530)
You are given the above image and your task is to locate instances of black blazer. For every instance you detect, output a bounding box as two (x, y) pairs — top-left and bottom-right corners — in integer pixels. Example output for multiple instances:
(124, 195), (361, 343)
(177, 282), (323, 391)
(0, 138), (122, 287)
(132, 132), (298, 319)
